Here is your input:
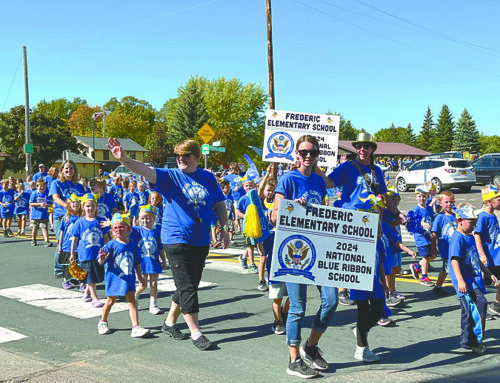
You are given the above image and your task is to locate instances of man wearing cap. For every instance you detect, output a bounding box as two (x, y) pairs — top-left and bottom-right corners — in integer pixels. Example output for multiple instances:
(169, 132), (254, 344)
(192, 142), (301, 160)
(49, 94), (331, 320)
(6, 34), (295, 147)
(33, 164), (47, 183)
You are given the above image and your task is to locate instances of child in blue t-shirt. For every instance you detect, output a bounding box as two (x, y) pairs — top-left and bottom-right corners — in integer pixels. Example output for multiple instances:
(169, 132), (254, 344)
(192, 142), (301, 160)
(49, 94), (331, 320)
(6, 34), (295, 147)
(58, 195), (83, 290)
(131, 205), (166, 315)
(97, 213), (149, 338)
(90, 177), (118, 220)
(474, 185), (500, 316)
(123, 180), (140, 226)
(71, 194), (109, 308)
(0, 179), (15, 237)
(29, 180), (53, 247)
(14, 182), (31, 236)
(449, 203), (498, 354)
(148, 191), (163, 232)
(220, 180), (235, 244)
(430, 190), (457, 296)
(137, 181), (150, 206)
(109, 177), (124, 211)
(409, 184), (436, 287)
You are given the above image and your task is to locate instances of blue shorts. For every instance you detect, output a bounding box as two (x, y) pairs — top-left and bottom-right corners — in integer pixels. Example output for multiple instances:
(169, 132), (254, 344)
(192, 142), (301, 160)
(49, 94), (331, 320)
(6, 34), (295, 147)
(0, 211), (13, 219)
(390, 251), (402, 268)
(417, 245), (431, 259)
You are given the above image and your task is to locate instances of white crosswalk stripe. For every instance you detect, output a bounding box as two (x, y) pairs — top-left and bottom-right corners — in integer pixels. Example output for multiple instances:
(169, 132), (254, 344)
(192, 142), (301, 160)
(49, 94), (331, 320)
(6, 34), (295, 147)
(0, 326), (27, 344)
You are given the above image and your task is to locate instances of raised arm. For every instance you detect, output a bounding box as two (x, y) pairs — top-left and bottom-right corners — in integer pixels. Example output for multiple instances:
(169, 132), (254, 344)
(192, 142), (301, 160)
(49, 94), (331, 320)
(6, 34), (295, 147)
(107, 138), (156, 184)
(314, 167), (335, 189)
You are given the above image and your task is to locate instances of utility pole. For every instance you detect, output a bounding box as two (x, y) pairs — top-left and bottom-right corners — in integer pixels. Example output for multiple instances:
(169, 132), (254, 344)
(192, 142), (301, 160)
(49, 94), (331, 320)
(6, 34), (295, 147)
(102, 105), (106, 138)
(23, 46), (32, 176)
(266, 0), (275, 110)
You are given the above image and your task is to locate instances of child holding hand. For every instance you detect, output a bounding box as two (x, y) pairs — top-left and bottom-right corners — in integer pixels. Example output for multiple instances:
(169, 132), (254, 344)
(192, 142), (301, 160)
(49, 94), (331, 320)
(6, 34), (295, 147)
(97, 213), (149, 338)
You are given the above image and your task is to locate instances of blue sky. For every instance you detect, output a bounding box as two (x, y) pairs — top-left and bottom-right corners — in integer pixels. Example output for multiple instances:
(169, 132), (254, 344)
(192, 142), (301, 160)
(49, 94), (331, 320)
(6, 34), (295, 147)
(1, 0), (499, 137)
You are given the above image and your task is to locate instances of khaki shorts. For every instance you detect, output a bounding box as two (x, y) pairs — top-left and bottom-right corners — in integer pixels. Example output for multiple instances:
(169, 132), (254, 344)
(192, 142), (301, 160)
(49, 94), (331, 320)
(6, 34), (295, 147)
(31, 219), (49, 230)
(268, 282), (288, 299)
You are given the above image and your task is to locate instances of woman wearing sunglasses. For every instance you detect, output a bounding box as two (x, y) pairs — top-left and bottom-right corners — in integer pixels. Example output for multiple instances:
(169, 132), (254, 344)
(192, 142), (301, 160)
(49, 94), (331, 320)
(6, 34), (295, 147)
(271, 134), (338, 379)
(107, 137), (229, 351)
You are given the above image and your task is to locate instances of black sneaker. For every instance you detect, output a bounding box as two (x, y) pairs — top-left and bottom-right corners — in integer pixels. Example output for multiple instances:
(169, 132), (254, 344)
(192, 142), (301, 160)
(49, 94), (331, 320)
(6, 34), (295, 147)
(192, 334), (214, 350)
(272, 320), (286, 335)
(45, 241), (54, 247)
(338, 290), (354, 306)
(31, 240), (37, 246)
(161, 323), (189, 340)
(257, 279), (268, 291)
(7, 229), (14, 236)
(300, 342), (328, 370)
(433, 286), (449, 296)
(3, 231), (9, 237)
(286, 357), (318, 379)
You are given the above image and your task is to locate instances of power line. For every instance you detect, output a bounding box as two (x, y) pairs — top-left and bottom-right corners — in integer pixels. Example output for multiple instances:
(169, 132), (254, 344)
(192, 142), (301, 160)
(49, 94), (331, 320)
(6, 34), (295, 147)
(292, 0), (500, 78)
(2, 57), (22, 112)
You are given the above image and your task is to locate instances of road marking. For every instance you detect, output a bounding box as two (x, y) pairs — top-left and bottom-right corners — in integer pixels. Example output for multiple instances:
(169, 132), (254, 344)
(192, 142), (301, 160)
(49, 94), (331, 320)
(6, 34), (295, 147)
(156, 275), (217, 291)
(0, 284), (129, 319)
(0, 327), (27, 344)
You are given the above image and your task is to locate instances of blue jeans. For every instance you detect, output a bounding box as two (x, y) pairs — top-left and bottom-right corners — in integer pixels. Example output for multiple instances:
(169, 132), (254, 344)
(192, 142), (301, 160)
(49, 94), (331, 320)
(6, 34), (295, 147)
(53, 216), (63, 275)
(285, 282), (338, 346)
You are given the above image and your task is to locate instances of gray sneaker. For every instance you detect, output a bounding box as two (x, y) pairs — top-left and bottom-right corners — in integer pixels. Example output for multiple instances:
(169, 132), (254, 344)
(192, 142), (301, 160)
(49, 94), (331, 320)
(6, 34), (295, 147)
(300, 342), (328, 370)
(386, 295), (402, 307)
(339, 290), (354, 306)
(286, 357), (318, 379)
(272, 320), (286, 335)
(487, 302), (500, 316)
(161, 323), (189, 340)
(257, 280), (268, 291)
(239, 255), (248, 269)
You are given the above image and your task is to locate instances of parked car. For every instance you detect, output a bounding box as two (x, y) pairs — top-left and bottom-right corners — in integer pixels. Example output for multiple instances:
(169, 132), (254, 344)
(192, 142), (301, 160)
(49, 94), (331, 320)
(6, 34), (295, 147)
(113, 165), (134, 179)
(427, 151), (463, 159)
(395, 158), (475, 193)
(471, 153), (500, 185)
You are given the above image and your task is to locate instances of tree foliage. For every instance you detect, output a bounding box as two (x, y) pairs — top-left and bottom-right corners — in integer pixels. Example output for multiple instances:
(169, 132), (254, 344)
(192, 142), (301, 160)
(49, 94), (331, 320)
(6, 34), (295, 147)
(479, 134), (500, 154)
(415, 107), (435, 150)
(68, 104), (102, 136)
(454, 109), (480, 153)
(374, 123), (415, 145)
(0, 106), (84, 174)
(432, 105), (454, 152)
(36, 98), (87, 121)
(144, 121), (173, 165)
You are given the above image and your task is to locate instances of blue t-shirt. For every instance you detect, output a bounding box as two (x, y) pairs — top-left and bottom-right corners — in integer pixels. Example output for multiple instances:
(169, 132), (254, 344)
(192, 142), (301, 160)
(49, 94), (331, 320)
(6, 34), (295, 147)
(33, 171), (47, 182)
(225, 173), (246, 202)
(275, 169), (326, 204)
(449, 231), (485, 297)
(29, 191), (52, 220)
(102, 239), (141, 296)
(97, 193), (117, 220)
(49, 180), (85, 219)
(224, 193), (234, 220)
(431, 213), (457, 260)
(137, 190), (150, 206)
(131, 226), (163, 274)
(59, 215), (80, 252)
(237, 194), (251, 215)
(328, 161), (387, 208)
(14, 191), (31, 215)
(0, 189), (15, 214)
(109, 184), (124, 204)
(123, 191), (140, 217)
(411, 204), (434, 247)
(71, 217), (108, 262)
(474, 211), (500, 266)
(154, 204), (163, 231)
(151, 168), (225, 246)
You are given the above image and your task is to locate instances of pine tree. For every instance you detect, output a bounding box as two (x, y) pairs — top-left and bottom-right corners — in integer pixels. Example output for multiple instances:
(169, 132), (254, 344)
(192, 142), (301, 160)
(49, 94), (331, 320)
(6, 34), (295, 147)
(169, 79), (208, 143)
(416, 107), (435, 150)
(404, 123), (416, 146)
(432, 105), (454, 152)
(454, 108), (480, 153)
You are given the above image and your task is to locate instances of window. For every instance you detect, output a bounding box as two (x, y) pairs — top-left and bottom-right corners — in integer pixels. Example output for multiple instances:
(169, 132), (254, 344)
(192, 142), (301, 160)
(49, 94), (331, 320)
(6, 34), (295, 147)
(103, 151), (109, 161)
(448, 160), (470, 169)
(429, 160), (445, 169)
(129, 151), (136, 159)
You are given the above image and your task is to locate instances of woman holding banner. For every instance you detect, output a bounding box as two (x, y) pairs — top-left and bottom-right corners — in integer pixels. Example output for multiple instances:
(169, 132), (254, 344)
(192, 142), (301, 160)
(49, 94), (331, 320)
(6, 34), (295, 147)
(271, 134), (338, 379)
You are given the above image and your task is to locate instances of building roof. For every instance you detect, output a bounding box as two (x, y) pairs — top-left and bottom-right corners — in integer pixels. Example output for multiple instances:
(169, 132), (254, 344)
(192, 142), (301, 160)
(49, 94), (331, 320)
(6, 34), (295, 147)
(54, 151), (97, 164)
(74, 136), (147, 152)
(338, 140), (430, 157)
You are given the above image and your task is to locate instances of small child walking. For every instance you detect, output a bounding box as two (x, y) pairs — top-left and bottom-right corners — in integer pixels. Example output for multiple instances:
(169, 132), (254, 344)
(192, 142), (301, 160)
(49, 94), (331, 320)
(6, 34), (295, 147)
(97, 213), (149, 338)
(449, 203), (499, 354)
(132, 205), (166, 315)
(13, 182), (30, 236)
(29, 180), (53, 247)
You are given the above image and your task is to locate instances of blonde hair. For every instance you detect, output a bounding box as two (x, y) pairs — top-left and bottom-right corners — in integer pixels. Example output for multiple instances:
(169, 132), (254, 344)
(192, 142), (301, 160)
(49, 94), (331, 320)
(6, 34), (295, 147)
(438, 190), (454, 201)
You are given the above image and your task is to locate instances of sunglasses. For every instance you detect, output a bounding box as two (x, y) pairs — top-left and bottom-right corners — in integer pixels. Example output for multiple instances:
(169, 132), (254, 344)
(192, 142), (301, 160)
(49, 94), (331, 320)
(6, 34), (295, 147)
(297, 149), (320, 158)
(354, 144), (373, 150)
(175, 153), (193, 160)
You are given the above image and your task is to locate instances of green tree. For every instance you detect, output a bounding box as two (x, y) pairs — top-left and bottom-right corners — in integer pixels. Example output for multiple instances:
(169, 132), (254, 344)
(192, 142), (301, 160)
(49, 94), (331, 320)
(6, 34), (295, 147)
(68, 104), (102, 136)
(144, 121), (173, 165)
(416, 107), (435, 150)
(374, 123), (415, 144)
(432, 105), (454, 152)
(403, 123), (416, 146)
(0, 106), (84, 174)
(35, 98), (87, 121)
(168, 78), (209, 143)
(479, 134), (500, 154)
(454, 109), (480, 153)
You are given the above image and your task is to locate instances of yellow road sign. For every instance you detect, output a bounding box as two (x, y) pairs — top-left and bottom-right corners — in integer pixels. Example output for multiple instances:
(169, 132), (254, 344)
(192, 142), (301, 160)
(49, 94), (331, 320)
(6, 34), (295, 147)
(197, 123), (215, 143)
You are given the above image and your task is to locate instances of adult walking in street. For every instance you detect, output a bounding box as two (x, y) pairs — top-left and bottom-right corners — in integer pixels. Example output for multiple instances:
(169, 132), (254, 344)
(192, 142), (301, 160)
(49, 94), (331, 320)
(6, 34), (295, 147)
(107, 137), (229, 350)
(49, 160), (86, 277)
(271, 134), (338, 379)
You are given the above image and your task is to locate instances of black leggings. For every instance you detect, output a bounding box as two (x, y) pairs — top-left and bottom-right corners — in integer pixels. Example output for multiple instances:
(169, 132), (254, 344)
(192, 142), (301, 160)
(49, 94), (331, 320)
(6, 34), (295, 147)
(356, 298), (385, 347)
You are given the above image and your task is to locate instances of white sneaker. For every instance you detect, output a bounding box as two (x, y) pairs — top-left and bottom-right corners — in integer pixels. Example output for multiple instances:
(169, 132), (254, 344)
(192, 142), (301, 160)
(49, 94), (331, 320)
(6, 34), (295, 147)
(353, 327), (357, 339)
(354, 346), (380, 363)
(97, 320), (111, 335)
(131, 325), (150, 338)
(149, 304), (162, 315)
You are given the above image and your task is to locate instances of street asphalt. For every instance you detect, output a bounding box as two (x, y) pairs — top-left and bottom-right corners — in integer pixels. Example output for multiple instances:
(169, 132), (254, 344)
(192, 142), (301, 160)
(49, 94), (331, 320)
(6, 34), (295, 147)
(1, 183), (499, 383)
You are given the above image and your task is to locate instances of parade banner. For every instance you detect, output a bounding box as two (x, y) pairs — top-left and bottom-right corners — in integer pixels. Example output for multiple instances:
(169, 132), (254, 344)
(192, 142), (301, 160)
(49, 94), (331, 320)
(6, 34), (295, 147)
(269, 199), (378, 290)
(262, 109), (340, 167)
